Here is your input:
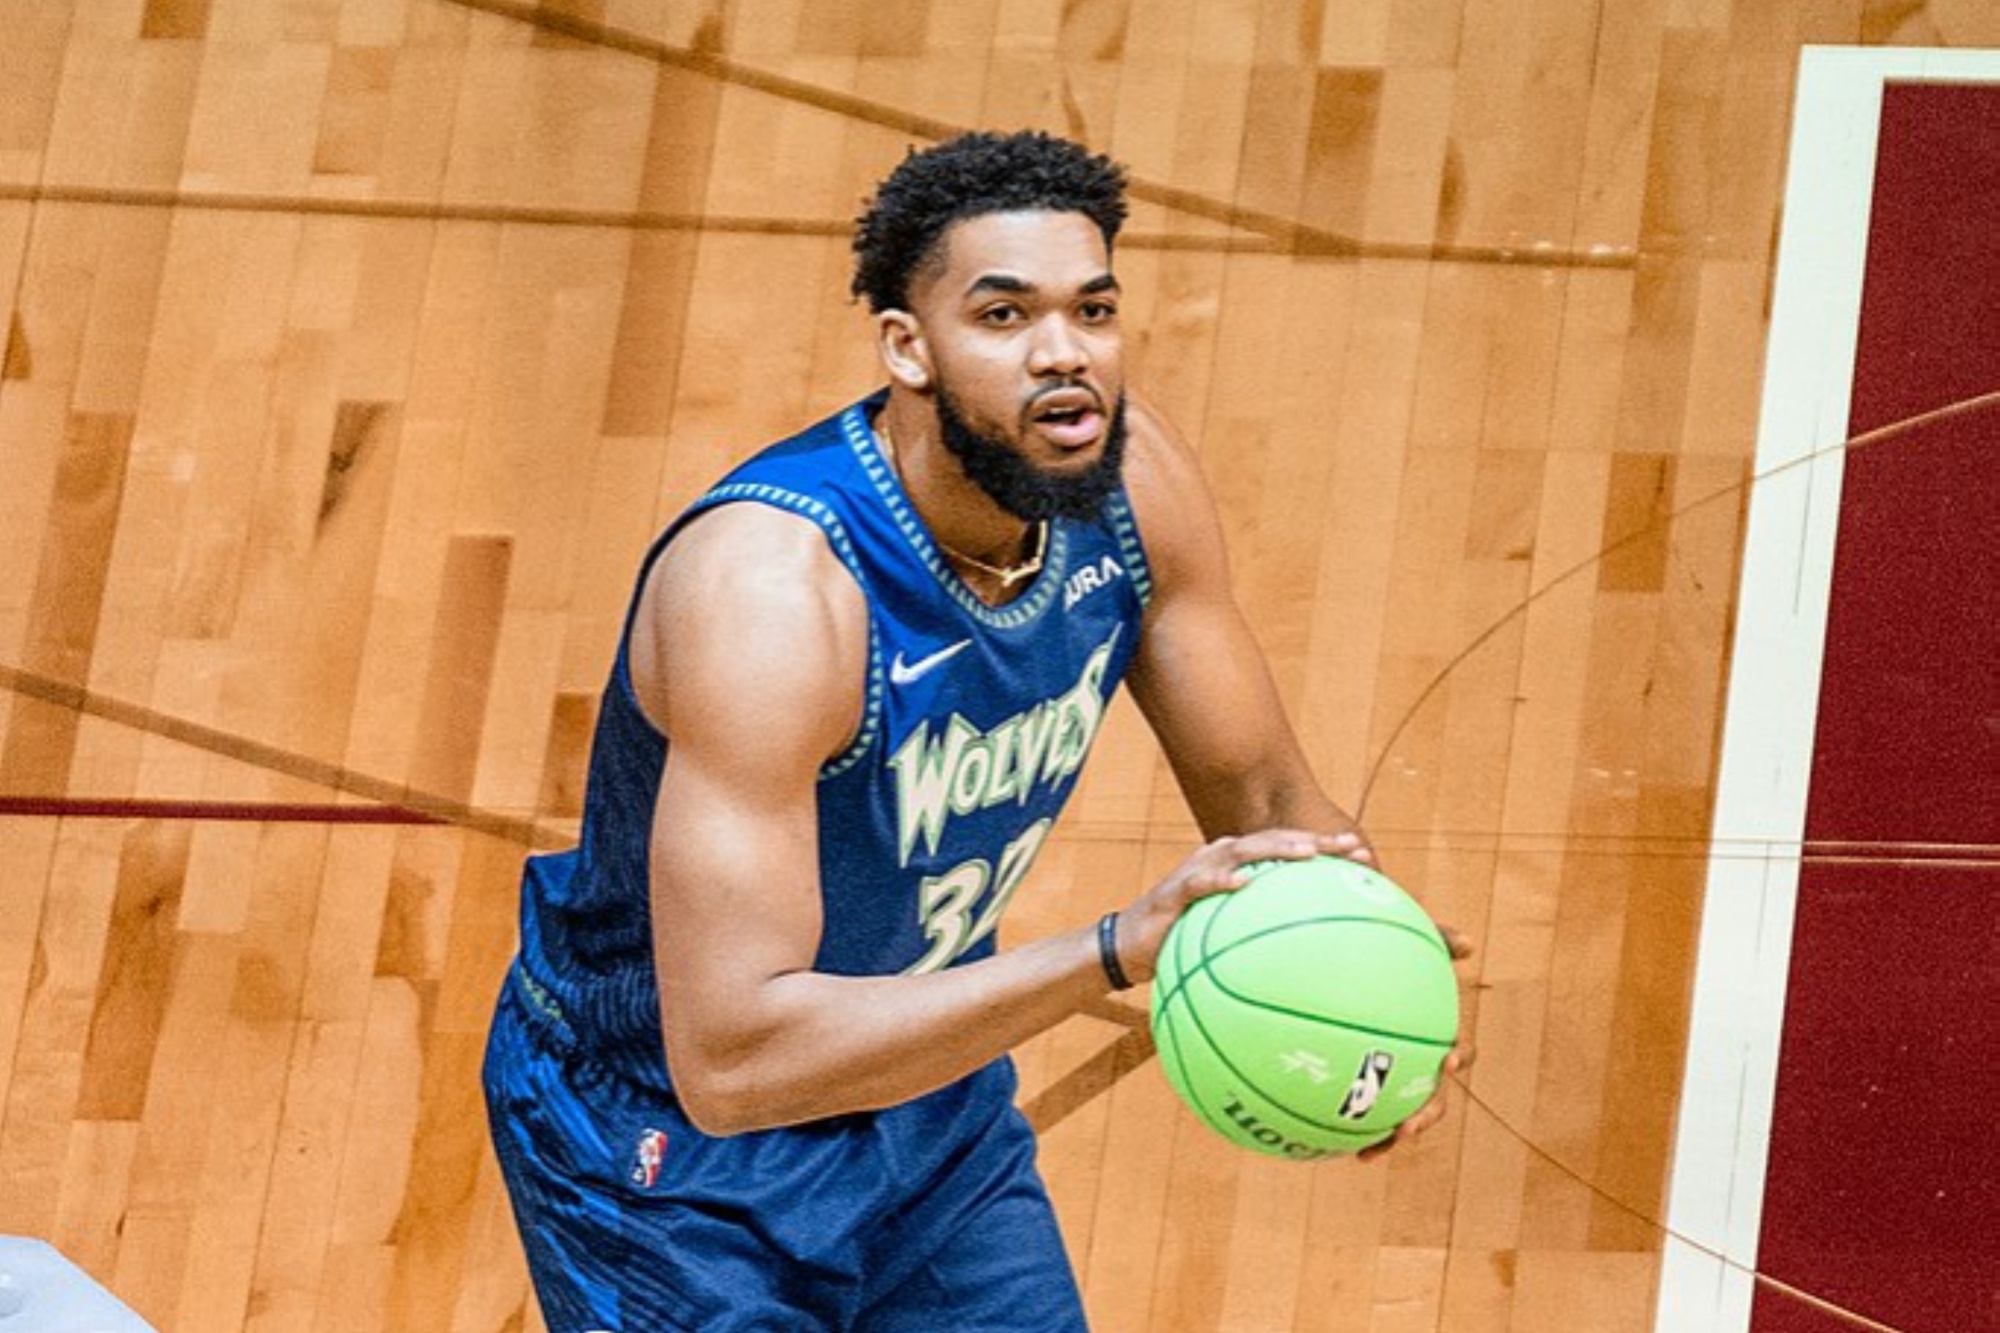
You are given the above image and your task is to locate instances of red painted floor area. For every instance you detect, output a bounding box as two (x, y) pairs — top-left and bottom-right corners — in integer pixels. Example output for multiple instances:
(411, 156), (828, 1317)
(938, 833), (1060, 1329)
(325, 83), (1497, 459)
(1753, 80), (2000, 1333)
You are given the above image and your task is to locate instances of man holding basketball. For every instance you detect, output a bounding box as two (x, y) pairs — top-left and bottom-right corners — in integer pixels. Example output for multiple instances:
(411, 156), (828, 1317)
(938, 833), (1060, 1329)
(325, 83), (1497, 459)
(485, 131), (1467, 1333)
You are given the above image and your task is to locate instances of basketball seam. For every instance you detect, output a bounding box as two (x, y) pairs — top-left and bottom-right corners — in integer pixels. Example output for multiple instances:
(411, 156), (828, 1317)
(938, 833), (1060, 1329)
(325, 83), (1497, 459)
(1202, 912), (1458, 1044)
(1207, 993), (1457, 1051)
(1154, 910), (1455, 1043)
(1213, 889), (1453, 963)
(1162, 981), (1393, 1140)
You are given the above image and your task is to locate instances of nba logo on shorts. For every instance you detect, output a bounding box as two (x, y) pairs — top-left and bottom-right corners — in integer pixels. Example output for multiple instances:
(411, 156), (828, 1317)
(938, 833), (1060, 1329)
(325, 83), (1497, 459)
(631, 1128), (668, 1188)
(1336, 1051), (1394, 1121)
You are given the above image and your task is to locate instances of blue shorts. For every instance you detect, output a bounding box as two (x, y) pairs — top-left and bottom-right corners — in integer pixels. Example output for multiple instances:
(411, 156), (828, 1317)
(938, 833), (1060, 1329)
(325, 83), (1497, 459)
(482, 968), (1088, 1333)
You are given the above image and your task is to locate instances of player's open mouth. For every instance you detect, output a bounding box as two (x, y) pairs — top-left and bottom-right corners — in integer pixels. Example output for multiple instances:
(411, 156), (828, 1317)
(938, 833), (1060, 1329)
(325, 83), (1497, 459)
(1028, 389), (1104, 448)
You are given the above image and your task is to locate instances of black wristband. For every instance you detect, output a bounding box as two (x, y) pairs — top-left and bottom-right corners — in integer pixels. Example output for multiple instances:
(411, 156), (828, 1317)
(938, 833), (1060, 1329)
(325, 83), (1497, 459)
(1097, 911), (1134, 991)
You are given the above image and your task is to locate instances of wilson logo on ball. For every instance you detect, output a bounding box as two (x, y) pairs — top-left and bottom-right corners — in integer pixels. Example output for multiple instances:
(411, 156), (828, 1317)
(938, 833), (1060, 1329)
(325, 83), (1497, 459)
(1220, 1095), (1338, 1160)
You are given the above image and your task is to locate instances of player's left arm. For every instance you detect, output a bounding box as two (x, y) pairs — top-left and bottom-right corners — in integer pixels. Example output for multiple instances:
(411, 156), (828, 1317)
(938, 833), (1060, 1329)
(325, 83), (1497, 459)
(1120, 399), (1369, 852)
(1120, 399), (1473, 1157)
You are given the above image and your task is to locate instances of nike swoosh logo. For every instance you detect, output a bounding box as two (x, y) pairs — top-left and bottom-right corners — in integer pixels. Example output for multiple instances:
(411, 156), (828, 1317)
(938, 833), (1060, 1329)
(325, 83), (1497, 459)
(889, 639), (972, 685)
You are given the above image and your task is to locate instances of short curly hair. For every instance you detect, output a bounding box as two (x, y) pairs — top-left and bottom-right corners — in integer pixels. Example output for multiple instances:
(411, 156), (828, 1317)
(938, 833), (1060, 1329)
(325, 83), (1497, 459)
(851, 131), (1128, 314)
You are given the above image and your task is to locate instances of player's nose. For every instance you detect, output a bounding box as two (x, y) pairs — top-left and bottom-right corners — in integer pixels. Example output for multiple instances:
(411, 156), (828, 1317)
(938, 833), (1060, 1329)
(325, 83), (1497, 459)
(1027, 315), (1089, 377)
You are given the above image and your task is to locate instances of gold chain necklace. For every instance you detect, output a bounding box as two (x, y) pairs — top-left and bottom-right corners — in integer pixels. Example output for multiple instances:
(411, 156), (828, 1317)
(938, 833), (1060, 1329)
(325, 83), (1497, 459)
(936, 520), (1048, 589)
(876, 417), (1049, 589)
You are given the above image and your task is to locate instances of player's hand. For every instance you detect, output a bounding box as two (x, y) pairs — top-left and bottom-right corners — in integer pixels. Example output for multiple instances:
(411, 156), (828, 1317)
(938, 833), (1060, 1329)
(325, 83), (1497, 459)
(1357, 1044), (1475, 1161)
(1357, 926), (1476, 1162)
(1111, 828), (1351, 987)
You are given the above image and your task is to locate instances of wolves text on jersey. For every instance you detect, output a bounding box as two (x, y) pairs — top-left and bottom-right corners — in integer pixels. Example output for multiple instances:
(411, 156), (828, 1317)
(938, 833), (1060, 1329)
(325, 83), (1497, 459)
(889, 630), (1121, 868)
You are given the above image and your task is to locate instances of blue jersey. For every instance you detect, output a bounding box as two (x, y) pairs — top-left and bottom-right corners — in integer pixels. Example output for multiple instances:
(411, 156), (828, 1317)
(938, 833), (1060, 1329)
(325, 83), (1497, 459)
(512, 391), (1153, 1094)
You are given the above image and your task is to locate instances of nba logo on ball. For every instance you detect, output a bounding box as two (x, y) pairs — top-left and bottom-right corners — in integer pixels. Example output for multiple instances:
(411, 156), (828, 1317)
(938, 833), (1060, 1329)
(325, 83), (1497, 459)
(1150, 857), (1460, 1158)
(1337, 1050), (1394, 1121)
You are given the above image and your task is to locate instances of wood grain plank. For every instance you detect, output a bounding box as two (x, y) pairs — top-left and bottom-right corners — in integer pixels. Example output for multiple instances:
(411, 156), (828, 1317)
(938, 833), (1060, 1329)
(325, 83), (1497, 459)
(0, 818), (61, 1124)
(42, 34), (205, 191)
(405, 534), (511, 807)
(0, 412), (135, 796)
(75, 819), (190, 1120)
(0, 1), (77, 186)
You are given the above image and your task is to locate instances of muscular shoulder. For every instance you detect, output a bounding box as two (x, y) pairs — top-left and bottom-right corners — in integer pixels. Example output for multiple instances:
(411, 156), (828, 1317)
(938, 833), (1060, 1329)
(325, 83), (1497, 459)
(631, 502), (869, 764)
(1119, 396), (1231, 597)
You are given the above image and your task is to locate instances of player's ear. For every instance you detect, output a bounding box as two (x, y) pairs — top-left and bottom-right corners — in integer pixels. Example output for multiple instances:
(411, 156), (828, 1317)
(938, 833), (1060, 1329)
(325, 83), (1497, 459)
(876, 311), (932, 392)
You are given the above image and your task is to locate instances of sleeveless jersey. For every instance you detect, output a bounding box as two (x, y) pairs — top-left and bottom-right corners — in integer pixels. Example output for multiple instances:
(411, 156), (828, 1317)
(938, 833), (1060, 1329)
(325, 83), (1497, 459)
(512, 391), (1153, 1093)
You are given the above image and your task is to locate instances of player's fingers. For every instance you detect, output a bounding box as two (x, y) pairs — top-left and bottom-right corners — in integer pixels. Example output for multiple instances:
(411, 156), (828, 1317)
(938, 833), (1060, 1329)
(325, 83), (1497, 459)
(1362, 1088), (1449, 1162)
(1163, 831), (1317, 908)
(1205, 828), (1324, 879)
(1357, 1117), (1419, 1163)
(1439, 923), (1476, 960)
(1321, 828), (1377, 865)
(1233, 827), (1334, 860)
(1357, 1049), (1468, 1162)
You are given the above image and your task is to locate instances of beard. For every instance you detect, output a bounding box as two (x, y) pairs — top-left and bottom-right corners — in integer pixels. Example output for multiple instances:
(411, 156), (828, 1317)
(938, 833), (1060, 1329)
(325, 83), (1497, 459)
(934, 383), (1128, 523)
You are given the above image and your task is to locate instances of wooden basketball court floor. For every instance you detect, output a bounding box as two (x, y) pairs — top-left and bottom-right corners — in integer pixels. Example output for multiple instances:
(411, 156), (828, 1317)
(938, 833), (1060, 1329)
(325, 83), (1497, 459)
(1, 5), (1994, 1332)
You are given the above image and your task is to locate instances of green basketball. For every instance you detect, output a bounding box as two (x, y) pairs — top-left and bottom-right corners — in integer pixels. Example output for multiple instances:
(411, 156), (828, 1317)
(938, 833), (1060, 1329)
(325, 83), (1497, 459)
(1149, 856), (1460, 1159)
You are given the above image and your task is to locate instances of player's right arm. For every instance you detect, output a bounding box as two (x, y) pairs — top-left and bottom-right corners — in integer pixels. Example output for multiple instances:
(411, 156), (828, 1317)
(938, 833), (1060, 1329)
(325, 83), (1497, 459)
(628, 500), (869, 1131)
(628, 502), (1334, 1135)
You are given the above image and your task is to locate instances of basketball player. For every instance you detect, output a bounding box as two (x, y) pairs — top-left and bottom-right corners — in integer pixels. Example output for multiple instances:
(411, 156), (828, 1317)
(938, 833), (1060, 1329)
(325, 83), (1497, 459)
(484, 131), (1469, 1332)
